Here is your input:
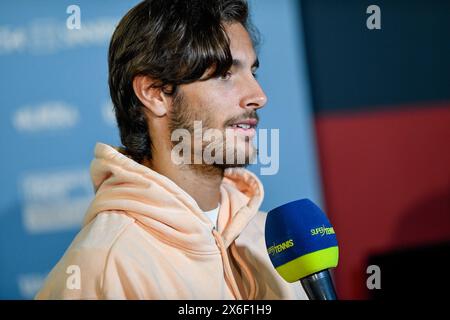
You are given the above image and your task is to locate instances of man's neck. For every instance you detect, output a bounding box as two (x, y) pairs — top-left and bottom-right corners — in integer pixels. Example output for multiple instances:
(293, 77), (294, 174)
(143, 151), (224, 212)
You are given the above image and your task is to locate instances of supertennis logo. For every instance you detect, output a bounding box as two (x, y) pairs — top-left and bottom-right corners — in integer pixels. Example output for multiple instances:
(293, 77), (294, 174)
(310, 225), (335, 237)
(267, 239), (294, 257)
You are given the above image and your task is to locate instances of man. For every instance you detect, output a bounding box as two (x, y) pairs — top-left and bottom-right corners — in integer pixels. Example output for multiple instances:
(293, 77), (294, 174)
(36, 0), (307, 299)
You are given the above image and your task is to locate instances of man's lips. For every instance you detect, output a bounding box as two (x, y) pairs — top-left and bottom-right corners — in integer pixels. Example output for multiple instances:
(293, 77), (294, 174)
(228, 118), (258, 129)
(227, 118), (258, 137)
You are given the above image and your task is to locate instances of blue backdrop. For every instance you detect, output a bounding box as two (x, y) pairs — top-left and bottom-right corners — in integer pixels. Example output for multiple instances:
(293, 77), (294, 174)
(0, 0), (323, 299)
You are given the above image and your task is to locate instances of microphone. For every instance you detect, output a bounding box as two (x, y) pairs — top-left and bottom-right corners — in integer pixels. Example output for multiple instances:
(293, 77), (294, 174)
(264, 199), (339, 300)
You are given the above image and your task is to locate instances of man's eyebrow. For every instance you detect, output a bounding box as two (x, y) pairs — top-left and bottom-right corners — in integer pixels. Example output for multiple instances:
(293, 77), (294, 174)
(231, 57), (260, 70)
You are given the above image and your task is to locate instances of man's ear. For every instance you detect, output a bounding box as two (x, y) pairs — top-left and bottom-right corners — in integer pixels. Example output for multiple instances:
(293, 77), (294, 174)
(133, 75), (169, 117)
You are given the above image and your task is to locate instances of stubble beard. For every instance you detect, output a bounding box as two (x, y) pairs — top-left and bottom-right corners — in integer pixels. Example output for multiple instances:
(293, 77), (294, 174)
(168, 90), (257, 173)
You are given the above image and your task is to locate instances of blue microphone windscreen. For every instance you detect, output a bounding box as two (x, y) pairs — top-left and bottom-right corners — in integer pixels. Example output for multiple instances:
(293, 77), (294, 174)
(265, 199), (339, 282)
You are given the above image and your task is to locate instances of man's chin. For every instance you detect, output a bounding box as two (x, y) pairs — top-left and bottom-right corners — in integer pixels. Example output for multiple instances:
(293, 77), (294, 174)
(213, 145), (257, 169)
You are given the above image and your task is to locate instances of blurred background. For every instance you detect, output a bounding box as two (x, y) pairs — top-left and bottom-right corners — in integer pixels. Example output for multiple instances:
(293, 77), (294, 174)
(0, 0), (449, 299)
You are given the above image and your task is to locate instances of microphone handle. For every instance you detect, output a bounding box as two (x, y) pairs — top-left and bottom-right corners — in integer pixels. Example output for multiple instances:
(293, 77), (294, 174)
(300, 270), (338, 300)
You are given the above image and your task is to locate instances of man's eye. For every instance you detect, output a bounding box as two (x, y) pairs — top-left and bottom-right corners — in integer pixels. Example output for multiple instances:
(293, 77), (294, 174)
(252, 72), (258, 79)
(219, 71), (232, 80)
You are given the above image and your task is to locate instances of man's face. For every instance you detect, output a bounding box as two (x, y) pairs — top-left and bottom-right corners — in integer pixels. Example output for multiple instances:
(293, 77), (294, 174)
(168, 22), (267, 168)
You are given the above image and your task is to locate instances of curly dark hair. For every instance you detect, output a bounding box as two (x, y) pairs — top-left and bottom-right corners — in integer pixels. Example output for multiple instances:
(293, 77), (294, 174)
(108, 0), (259, 163)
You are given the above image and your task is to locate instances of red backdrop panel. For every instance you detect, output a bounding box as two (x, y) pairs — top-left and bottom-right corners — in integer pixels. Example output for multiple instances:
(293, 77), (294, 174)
(315, 103), (450, 299)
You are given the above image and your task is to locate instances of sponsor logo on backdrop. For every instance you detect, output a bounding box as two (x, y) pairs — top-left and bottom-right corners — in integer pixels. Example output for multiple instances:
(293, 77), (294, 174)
(12, 101), (79, 132)
(19, 168), (93, 233)
(17, 273), (46, 299)
(0, 18), (116, 55)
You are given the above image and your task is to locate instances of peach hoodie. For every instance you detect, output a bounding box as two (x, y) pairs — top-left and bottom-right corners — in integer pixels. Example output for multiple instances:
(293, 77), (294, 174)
(36, 143), (307, 300)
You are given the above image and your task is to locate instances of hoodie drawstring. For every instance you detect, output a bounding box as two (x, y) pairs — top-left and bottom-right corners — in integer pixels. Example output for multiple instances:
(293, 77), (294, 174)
(212, 229), (243, 300)
(212, 229), (258, 300)
(230, 242), (258, 300)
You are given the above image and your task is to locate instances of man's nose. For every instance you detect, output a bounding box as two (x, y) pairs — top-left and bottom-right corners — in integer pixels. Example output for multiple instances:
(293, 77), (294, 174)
(240, 77), (268, 110)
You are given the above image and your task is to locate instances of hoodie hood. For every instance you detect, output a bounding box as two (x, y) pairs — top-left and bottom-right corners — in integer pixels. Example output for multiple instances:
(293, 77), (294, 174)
(83, 143), (264, 254)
